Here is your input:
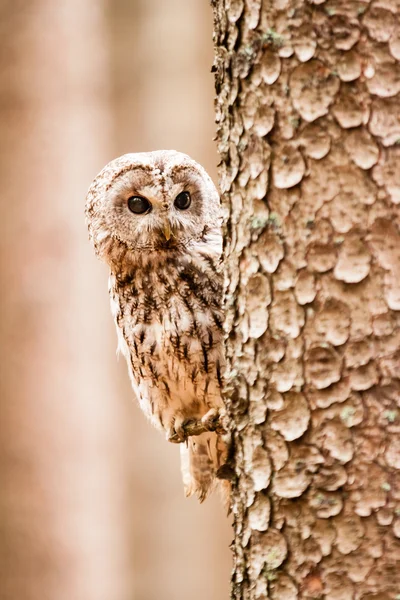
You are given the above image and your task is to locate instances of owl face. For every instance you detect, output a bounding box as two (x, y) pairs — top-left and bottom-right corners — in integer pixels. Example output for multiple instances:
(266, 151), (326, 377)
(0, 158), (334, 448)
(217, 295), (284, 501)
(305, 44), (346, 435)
(86, 150), (221, 265)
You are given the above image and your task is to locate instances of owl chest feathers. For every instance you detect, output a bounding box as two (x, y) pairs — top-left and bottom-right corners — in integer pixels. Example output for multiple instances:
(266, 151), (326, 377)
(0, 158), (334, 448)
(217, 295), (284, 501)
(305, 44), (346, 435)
(109, 249), (224, 419)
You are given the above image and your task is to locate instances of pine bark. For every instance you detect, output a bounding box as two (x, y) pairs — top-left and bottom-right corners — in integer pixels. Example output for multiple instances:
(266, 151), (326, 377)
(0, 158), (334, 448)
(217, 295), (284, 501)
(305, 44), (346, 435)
(211, 1), (400, 599)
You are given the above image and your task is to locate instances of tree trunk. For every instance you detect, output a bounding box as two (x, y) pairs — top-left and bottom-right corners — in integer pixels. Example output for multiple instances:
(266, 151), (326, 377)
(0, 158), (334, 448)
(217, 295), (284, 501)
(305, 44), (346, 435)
(211, 1), (400, 598)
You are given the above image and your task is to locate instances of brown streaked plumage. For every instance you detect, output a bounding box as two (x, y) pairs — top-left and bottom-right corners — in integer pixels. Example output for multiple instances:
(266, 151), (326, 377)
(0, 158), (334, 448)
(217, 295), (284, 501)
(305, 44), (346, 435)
(85, 150), (227, 501)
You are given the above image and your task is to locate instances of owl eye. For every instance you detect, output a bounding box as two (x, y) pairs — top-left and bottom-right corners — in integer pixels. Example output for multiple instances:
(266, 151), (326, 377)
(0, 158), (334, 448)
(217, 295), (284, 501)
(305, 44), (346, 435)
(174, 191), (191, 210)
(128, 196), (152, 214)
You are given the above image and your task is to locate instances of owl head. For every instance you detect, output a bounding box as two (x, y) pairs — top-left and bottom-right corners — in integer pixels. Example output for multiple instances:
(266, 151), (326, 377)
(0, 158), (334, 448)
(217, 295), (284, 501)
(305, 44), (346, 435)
(85, 150), (221, 269)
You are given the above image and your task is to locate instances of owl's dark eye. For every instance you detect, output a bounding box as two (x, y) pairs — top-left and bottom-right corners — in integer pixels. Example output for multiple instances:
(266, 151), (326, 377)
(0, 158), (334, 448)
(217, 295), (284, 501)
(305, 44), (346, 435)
(174, 191), (191, 210)
(127, 196), (152, 214)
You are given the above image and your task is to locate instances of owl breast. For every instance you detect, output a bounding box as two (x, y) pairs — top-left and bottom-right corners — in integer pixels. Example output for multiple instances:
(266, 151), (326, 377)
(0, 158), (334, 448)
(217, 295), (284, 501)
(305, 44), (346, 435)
(110, 250), (224, 433)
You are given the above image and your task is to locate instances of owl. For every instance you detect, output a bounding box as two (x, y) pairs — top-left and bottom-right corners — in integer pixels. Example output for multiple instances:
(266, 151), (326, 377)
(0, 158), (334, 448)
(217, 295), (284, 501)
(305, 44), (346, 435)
(85, 150), (228, 501)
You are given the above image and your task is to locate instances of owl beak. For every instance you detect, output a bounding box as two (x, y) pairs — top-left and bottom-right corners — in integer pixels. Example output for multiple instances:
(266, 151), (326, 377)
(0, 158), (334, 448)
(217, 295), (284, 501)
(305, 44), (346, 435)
(163, 222), (172, 241)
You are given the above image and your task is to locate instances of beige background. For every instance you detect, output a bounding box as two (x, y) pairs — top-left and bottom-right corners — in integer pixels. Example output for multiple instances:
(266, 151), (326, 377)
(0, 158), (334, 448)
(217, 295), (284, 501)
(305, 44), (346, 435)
(0, 2), (231, 599)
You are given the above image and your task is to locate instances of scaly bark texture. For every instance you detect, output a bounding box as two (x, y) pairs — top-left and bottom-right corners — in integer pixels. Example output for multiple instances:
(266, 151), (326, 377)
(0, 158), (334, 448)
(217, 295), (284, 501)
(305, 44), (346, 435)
(211, 1), (400, 598)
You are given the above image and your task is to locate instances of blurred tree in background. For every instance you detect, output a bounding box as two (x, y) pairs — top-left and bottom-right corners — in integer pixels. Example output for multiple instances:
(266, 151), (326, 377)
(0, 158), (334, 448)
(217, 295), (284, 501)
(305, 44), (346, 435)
(212, 0), (400, 598)
(0, 2), (230, 600)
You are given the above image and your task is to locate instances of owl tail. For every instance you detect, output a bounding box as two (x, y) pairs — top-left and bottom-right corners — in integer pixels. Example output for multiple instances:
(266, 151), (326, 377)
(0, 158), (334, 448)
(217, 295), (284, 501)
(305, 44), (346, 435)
(180, 432), (229, 504)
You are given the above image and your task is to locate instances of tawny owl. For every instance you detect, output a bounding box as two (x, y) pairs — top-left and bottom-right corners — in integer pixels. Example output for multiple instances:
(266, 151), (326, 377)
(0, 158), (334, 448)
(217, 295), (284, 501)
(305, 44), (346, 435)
(85, 150), (227, 501)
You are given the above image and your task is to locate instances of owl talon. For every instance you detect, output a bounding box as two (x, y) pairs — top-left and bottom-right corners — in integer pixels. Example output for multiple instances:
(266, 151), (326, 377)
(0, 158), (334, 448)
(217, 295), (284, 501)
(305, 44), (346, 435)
(166, 427), (181, 444)
(202, 408), (227, 434)
(167, 431), (176, 443)
(167, 416), (191, 444)
(168, 410), (227, 442)
(175, 415), (190, 442)
(201, 408), (219, 431)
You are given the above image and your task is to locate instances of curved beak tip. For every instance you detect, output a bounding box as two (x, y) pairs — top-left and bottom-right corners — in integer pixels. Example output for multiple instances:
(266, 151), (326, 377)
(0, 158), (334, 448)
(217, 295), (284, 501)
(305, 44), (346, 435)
(163, 223), (172, 241)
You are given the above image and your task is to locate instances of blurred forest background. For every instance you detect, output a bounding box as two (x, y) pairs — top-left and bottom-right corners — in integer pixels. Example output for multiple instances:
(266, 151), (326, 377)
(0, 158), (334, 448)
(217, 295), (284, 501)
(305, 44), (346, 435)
(0, 2), (231, 599)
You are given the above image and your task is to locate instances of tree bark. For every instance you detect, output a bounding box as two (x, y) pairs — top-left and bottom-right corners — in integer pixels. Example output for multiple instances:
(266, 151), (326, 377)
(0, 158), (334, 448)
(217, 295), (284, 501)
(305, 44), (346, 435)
(211, 1), (400, 598)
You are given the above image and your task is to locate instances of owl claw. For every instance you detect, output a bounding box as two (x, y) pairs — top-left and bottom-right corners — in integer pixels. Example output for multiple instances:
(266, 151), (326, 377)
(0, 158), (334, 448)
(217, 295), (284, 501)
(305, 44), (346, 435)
(201, 408), (220, 432)
(202, 408), (228, 434)
(166, 428), (181, 444)
(167, 409), (228, 443)
(167, 416), (191, 444)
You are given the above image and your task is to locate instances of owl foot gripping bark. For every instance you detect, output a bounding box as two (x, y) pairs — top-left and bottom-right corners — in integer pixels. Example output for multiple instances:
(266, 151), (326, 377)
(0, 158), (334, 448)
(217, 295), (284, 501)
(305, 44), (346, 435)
(167, 408), (227, 444)
(85, 150), (229, 502)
